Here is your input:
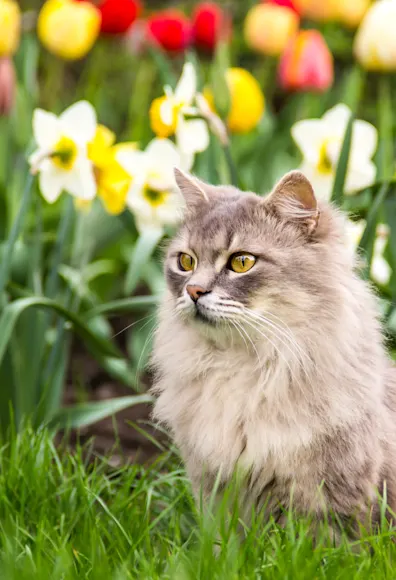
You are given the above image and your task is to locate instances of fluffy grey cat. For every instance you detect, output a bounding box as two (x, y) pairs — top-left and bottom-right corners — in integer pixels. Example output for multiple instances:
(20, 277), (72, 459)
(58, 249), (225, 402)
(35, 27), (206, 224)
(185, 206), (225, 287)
(152, 168), (396, 534)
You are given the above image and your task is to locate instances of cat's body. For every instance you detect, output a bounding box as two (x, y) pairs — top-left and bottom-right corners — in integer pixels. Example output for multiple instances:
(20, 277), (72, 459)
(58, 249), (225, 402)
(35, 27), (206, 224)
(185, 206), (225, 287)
(152, 170), (396, 531)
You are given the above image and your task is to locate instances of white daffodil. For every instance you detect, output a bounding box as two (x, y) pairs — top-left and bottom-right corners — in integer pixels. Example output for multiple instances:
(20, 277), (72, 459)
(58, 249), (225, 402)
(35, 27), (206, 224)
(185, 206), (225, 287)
(291, 104), (377, 201)
(157, 62), (209, 158)
(116, 138), (189, 233)
(29, 100), (97, 203)
(345, 219), (391, 286)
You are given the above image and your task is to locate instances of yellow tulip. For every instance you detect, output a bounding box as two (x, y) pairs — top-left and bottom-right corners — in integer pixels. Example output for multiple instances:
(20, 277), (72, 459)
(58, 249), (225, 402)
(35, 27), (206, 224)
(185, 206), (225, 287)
(244, 4), (299, 57)
(301, 0), (339, 21)
(226, 68), (265, 134)
(354, 0), (396, 71)
(205, 68), (265, 134)
(0, 0), (21, 57)
(335, 0), (371, 28)
(38, 0), (100, 61)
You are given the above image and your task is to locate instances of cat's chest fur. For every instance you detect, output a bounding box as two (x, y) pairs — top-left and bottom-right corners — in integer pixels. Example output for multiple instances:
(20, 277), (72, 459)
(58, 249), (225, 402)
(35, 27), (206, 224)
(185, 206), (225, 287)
(153, 334), (317, 483)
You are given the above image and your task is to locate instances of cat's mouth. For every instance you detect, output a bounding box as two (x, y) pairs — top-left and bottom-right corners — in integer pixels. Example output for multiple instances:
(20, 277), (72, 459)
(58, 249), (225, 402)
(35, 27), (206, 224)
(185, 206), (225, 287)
(193, 304), (216, 325)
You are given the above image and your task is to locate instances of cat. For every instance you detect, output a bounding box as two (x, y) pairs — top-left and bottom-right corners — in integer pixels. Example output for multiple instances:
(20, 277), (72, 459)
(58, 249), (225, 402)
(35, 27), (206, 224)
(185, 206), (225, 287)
(151, 168), (396, 535)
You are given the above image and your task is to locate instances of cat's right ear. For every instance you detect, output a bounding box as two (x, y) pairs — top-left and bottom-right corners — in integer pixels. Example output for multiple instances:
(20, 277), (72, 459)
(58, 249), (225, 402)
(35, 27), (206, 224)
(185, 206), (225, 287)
(174, 168), (209, 211)
(266, 171), (320, 235)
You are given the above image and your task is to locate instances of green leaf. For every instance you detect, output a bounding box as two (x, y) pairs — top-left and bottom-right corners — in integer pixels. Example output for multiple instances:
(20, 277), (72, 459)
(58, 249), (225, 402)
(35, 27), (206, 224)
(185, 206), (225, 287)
(0, 173), (33, 296)
(148, 45), (176, 88)
(330, 112), (354, 206)
(85, 295), (159, 319)
(124, 229), (163, 296)
(377, 76), (394, 181)
(0, 297), (122, 367)
(209, 41), (231, 119)
(358, 183), (390, 278)
(49, 394), (153, 430)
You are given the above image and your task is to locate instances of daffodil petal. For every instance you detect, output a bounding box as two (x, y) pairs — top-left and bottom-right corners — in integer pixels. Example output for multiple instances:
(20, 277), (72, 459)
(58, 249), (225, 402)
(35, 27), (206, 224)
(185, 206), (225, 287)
(39, 167), (64, 203)
(322, 104), (352, 135)
(159, 98), (174, 126)
(350, 120), (378, 164)
(60, 100), (97, 144)
(174, 62), (196, 106)
(62, 159), (97, 200)
(345, 219), (366, 254)
(116, 149), (146, 179)
(176, 118), (209, 156)
(291, 119), (325, 165)
(298, 161), (334, 201)
(32, 109), (60, 149)
(145, 138), (181, 190)
(345, 161), (377, 194)
(371, 253), (391, 286)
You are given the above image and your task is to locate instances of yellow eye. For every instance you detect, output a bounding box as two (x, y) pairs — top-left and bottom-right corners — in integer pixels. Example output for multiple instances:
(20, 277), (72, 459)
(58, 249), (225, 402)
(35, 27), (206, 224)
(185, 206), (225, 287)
(229, 253), (256, 273)
(178, 253), (196, 272)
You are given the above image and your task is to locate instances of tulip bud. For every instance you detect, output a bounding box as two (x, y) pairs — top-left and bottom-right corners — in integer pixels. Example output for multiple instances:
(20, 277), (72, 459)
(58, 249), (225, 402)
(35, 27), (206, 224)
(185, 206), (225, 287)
(205, 67), (265, 134)
(0, 57), (15, 116)
(0, 0), (21, 57)
(98, 0), (141, 35)
(279, 30), (334, 92)
(334, 0), (371, 28)
(192, 2), (232, 52)
(244, 4), (299, 57)
(38, 0), (101, 60)
(147, 10), (192, 53)
(301, 0), (339, 21)
(354, 0), (396, 71)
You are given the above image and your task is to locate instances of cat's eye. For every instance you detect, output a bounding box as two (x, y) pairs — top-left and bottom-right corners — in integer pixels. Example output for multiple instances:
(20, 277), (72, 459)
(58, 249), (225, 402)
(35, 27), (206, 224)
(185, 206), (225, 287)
(178, 253), (196, 272)
(229, 253), (256, 273)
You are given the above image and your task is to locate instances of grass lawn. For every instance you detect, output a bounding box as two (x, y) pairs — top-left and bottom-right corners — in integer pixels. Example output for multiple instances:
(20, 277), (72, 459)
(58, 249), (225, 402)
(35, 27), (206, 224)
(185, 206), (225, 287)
(0, 428), (395, 579)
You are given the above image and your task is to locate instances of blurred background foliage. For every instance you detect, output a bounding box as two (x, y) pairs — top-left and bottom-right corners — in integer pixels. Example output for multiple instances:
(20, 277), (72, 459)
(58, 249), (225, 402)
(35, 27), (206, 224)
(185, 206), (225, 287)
(1, 0), (396, 439)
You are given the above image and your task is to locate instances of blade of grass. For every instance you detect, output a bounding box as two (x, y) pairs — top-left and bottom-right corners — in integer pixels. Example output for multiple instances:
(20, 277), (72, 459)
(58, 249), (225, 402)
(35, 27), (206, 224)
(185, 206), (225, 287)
(85, 296), (158, 319)
(376, 76), (393, 181)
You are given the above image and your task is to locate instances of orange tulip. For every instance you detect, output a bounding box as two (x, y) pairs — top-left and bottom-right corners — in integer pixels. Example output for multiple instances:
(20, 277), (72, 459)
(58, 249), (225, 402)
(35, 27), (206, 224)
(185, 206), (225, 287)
(244, 3), (298, 57)
(279, 30), (333, 92)
(301, 0), (339, 21)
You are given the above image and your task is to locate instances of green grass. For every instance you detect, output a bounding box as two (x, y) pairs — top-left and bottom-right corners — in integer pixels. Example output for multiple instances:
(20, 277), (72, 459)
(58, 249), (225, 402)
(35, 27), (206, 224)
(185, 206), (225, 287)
(0, 428), (395, 579)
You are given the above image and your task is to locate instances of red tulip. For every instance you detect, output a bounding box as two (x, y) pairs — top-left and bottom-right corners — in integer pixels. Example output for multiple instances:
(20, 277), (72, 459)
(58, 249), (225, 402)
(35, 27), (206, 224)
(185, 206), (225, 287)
(0, 57), (15, 117)
(278, 30), (333, 92)
(192, 2), (232, 52)
(147, 10), (192, 53)
(98, 0), (141, 35)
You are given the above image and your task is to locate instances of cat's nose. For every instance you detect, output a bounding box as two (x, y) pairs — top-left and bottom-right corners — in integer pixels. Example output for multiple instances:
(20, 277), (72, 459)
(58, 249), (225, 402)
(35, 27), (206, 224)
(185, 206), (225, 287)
(186, 285), (210, 303)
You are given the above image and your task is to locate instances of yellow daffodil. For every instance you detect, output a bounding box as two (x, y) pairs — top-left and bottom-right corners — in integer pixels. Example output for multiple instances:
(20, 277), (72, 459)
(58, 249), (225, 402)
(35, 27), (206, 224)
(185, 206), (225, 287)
(87, 125), (135, 215)
(117, 138), (188, 233)
(354, 0), (396, 71)
(0, 0), (21, 57)
(150, 62), (209, 161)
(346, 221), (391, 286)
(29, 101), (97, 203)
(38, 0), (100, 61)
(291, 104), (377, 200)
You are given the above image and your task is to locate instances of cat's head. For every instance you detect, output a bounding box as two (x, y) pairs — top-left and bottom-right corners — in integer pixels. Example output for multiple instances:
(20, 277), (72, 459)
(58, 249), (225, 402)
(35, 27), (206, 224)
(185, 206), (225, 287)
(164, 169), (348, 337)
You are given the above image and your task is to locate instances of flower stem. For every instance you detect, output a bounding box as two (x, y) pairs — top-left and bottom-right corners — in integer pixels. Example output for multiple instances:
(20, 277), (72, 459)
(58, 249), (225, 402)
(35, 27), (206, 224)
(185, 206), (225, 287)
(223, 144), (239, 187)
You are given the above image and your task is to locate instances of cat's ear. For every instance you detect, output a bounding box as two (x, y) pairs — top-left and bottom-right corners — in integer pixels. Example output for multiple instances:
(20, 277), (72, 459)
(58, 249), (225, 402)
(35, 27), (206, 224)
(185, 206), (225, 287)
(174, 168), (209, 209)
(266, 171), (319, 234)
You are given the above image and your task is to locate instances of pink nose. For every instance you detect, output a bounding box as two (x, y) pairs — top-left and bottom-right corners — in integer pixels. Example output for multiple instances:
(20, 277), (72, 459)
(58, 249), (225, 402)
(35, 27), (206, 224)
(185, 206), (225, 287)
(186, 285), (208, 303)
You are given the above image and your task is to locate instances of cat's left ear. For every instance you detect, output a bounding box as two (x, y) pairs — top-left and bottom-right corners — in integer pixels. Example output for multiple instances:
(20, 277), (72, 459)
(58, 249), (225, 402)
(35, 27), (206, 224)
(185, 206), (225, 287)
(174, 168), (209, 211)
(266, 171), (319, 235)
